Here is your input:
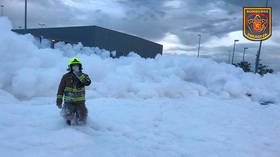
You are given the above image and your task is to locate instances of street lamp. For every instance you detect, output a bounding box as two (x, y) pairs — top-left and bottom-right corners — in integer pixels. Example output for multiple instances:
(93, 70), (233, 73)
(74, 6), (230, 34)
(255, 0), (269, 73)
(242, 47), (248, 62)
(231, 39), (239, 64)
(197, 34), (201, 57)
(25, 0), (27, 30)
(0, 5), (4, 16)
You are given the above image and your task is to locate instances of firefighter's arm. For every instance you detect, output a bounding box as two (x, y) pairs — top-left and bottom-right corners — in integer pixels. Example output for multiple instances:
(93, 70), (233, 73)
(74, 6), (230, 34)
(77, 73), (91, 86)
(56, 75), (66, 108)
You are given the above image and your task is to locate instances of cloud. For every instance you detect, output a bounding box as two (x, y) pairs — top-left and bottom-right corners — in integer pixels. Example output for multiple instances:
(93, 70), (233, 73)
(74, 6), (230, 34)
(2, 0), (280, 71)
(4, 0), (279, 41)
(159, 32), (196, 55)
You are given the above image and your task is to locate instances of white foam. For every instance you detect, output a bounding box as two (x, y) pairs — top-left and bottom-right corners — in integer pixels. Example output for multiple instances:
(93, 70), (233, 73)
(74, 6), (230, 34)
(0, 17), (279, 104)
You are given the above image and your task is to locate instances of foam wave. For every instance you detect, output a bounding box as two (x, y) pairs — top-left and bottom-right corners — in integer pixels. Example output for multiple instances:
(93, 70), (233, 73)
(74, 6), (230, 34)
(0, 17), (279, 104)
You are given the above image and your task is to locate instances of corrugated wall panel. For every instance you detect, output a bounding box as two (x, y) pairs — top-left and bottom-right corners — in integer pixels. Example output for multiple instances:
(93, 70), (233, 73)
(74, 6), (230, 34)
(12, 26), (162, 58)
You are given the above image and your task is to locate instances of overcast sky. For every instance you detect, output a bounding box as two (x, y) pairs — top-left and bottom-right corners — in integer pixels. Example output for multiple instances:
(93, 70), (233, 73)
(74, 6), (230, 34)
(1, 0), (280, 71)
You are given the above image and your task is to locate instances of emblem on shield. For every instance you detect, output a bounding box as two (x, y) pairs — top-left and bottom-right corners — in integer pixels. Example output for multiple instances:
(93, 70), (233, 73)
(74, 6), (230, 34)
(243, 8), (272, 41)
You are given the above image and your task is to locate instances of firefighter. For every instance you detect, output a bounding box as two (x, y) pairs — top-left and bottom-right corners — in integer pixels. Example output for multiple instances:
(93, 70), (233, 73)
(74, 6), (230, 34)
(56, 57), (91, 125)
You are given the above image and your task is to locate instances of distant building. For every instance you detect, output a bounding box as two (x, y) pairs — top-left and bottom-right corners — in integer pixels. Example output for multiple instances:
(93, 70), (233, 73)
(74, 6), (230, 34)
(12, 26), (163, 58)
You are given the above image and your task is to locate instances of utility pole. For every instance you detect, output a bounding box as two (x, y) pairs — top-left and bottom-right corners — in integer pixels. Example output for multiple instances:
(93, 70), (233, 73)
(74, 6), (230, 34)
(243, 48), (248, 62)
(197, 34), (201, 57)
(231, 40), (239, 64)
(255, 0), (269, 73)
(24, 0), (27, 30)
(0, 5), (4, 16)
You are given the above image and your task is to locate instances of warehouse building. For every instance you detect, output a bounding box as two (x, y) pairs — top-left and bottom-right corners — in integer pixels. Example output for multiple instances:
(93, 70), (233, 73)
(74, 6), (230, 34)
(12, 26), (163, 58)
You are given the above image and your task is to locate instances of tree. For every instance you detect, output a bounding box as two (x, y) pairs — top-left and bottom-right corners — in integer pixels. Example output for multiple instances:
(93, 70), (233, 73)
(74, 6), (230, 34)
(257, 64), (274, 76)
(236, 61), (252, 72)
(234, 61), (274, 75)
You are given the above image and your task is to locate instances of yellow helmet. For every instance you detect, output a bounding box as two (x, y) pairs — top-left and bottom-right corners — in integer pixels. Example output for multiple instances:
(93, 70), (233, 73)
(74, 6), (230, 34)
(68, 57), (83, 71)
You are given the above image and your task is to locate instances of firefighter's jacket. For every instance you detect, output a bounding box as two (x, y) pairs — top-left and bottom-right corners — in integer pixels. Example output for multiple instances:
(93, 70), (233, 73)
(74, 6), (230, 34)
(57, 72), (91, 105)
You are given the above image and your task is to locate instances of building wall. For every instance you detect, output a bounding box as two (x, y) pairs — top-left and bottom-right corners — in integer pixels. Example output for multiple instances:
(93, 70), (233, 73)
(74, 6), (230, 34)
(92, 26), (162, 58)
(12, 26), (163, 58)
(13, 26), (95, 46)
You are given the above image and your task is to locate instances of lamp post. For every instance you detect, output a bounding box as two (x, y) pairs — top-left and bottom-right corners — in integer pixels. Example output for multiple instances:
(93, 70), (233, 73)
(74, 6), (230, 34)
(243, 47), (248, 62)
(255, 0), (269, 73)
(231, 40), (239, 64)
(0, 5), (4, 16)
(24, 0), (27, 30)
(197, 34), (201, 57)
